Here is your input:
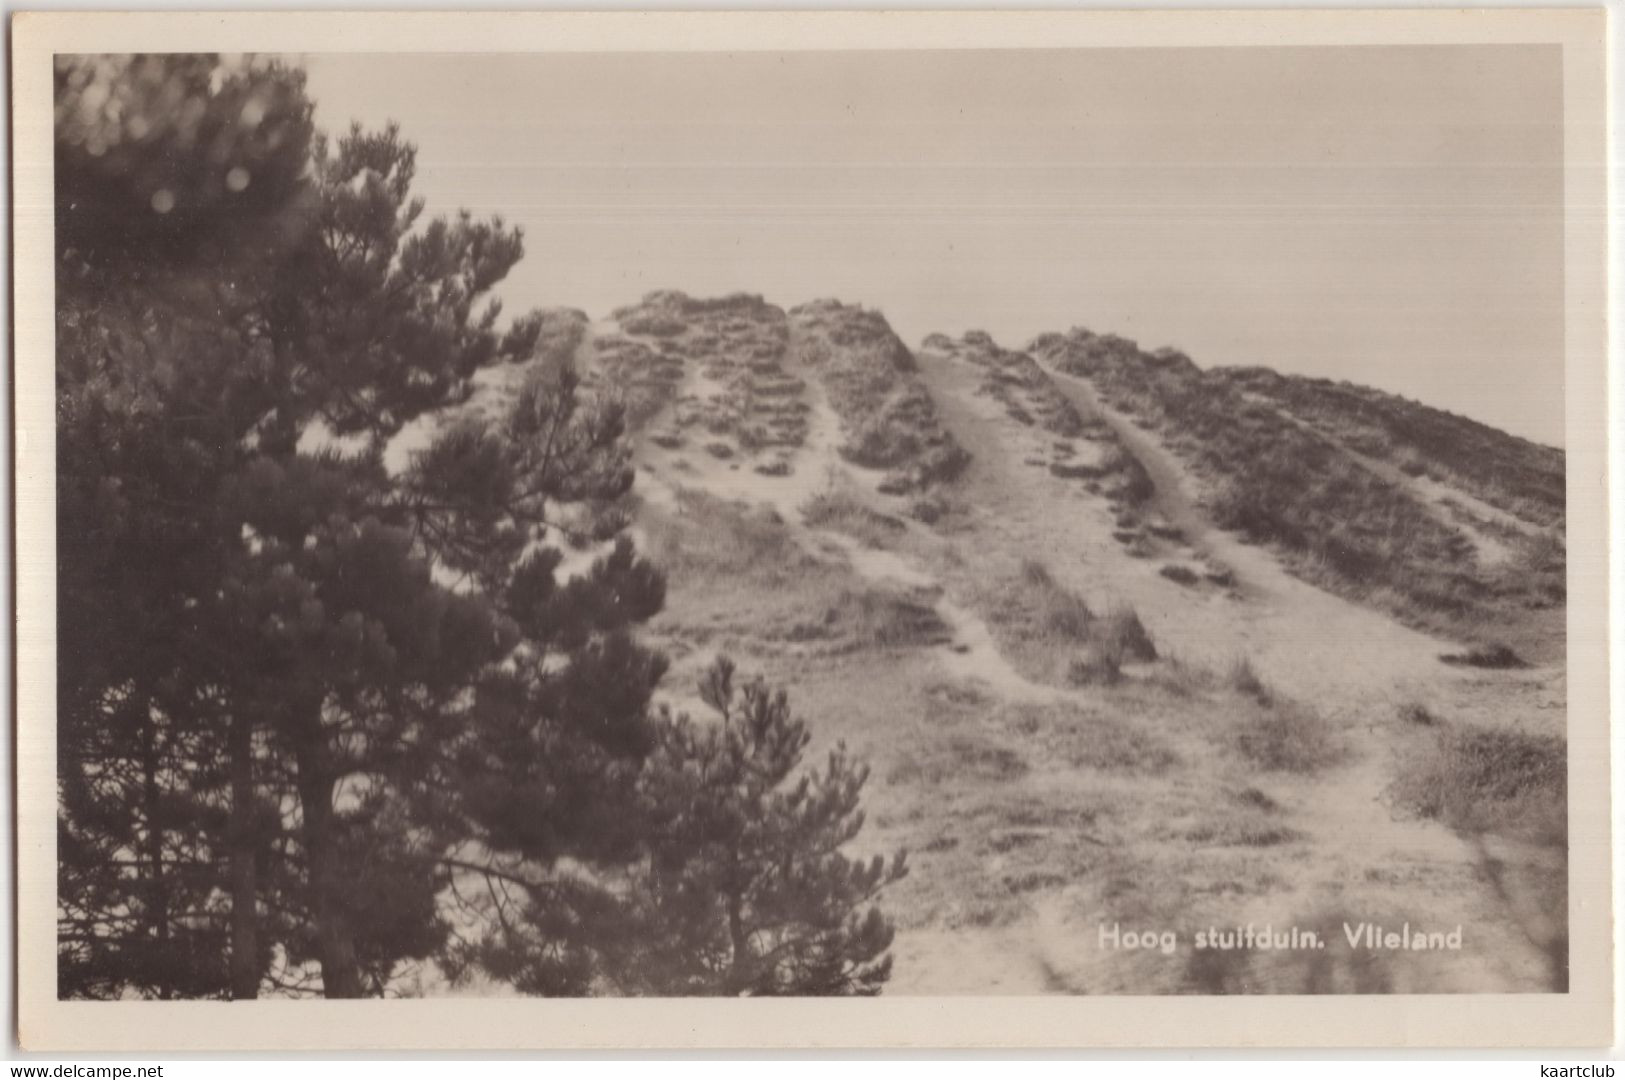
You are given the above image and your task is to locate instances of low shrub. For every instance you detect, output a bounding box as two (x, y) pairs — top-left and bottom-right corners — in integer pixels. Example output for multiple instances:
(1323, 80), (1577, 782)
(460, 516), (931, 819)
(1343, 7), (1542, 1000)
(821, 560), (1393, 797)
(642, 490), (816, 585)
(1389, 723), (1565, 846)
(1397, 701), (1436, 726)
(1234, 786), (1280, 812)
(1067, 644), (1122, 687)
(622, 313), (689, 337)
(1159, 564), (1200, 587)
(830, 588), (953, 651)
(1228, 656), (1270, 703)
(801, 488), (908, 547)
(1100, 606), (1157, 662)
(907, 496), (949, 525)
(1232, 701), (1342, 773)
(1184, 820), (1303, 848)
(1439, 642), (1526, 669)
(1020, 561), (1094, 642)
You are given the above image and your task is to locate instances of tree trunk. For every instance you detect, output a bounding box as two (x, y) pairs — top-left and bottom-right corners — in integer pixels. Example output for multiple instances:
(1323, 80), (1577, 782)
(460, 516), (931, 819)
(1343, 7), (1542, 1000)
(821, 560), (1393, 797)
(725, 850), (752, 995)
(228, 712), (260, 1000)
(292, 709), (363, 999)
(140, 713), (172, 1000)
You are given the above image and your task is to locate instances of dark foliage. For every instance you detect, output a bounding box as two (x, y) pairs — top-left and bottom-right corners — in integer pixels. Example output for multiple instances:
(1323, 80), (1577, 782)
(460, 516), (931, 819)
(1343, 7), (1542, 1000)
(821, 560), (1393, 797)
(1028, 328), (1553, 621)
(1438, 643), (1526, 669)
(456, 659), (907, 996)
(56, 55), (899, 1004)
(56, 54), (658, 1000)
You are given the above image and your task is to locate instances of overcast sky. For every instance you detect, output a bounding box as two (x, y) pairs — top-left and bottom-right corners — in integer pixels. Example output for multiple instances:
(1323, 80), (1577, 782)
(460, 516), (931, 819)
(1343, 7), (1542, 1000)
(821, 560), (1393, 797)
(303, 46), (1564, 447)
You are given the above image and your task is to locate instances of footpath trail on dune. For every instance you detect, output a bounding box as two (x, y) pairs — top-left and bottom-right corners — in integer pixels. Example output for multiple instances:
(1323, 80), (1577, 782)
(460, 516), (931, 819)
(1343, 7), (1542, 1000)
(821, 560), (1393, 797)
(891, 349), (1565, 994)
(361, 293), (1566, 997)
(571, 300), (1565, 996)
(628, 320), (1063, 709)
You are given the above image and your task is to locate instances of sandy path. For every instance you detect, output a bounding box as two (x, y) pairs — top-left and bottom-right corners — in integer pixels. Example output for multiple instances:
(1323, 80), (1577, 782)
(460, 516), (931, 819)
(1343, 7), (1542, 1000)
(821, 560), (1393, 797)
(898, 352), (1565, 993)
(633, 330), (1063, 710)
(587, 319), (1565, 996)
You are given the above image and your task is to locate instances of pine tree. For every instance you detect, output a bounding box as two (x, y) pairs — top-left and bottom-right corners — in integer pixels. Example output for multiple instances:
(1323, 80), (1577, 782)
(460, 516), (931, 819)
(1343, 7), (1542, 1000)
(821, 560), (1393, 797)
(207, 119), (668, 997)
(633, 658), (908, 995)
(55, 54), (317, 1000)
(56, 55), (902, 1002)
(55, 55), (668, 999)
(463, 657), (908, 996)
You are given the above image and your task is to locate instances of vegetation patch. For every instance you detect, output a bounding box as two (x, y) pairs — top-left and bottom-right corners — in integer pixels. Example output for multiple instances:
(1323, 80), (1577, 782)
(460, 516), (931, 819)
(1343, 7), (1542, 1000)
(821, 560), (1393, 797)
(924, 331), (1085, 436)
(1067, 645), (1123, 687)
(605, 291), (811, 459)
(1217, 365), (1564, 529)
(802, 486), (910, 548)
(1028, 328), (1556, 627)
(1159, 564), (1200, 587)
(1389, 723), (1565, 846)
(1231, 700), (1343, 773)
(592, 334), (687, 425)
(1226, 656), (1271, 704)
(1183, 818), (1304, 848)
(887, 735), (1029, 786)
(976, 562), (1163, 688)
(1020, 559), (1095, 641)
(789, 300), (969, 494)
(824, 587), (953, 652)
(640, 488), (821, 587)
(504, 306), (587, 367)
(1100, 606), (1157, 662)
(1063, 715), (1178, 774)
(1439, 642), (1526, 669)
(1233, 787), (1280, 812)
(1397, 701), (1437, 726)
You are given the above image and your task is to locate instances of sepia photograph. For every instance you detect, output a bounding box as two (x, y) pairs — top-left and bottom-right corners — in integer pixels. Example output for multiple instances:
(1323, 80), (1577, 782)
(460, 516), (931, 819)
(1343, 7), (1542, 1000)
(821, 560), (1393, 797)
(11, 9), (1611, 1051)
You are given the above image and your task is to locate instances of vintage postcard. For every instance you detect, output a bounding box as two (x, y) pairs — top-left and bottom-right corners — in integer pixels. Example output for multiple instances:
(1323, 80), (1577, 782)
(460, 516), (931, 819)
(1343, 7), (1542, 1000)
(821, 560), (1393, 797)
(11, 8), (1611, 1050)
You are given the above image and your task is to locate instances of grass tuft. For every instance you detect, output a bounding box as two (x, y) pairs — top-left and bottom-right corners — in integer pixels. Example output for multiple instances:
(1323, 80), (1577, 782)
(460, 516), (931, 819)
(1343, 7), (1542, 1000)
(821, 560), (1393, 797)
(829, 588), (953, 651)
(1389, 723), (1565, 846)
(1100, 606), (1157, 662)
(1232, 700), (1342, 773)
(1159, 564), (1200, 587)
(1067, 644), (1122, 687)
(1438, 642), (1526, 669)
(801, 486), (908, 548)
(1397, 701), (1437, 726)
(1019, 560), (1095, 642)
(1227, 656), (1271, 703)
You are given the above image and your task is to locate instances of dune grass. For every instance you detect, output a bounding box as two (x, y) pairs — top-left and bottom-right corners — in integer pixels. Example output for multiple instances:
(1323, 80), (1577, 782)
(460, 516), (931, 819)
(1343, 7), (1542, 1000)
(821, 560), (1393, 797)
(1397, 701), (1437, 726)
(1217, 365), (1564, 530)
(1019, 559), (1094, 641)
(1227, 656), (1270, 704)
(826, 588), (953, 652)
(1389, 723), (1566, 846)
(981, 560), (1159, 688)
(789, 300), (969, 494)
(1231, 698), (1343, 773)
(801, 486), (909, 548)
(1159, 564), (1200, 586)
(1027, 327), (1558, 629)
(1438, 642), (1526, 669)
